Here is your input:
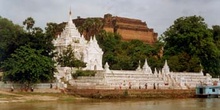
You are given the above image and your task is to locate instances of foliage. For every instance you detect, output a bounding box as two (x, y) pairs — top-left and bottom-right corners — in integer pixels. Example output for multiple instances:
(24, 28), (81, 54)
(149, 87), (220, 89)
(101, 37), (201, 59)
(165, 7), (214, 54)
(210, 25), (220, 76)
(78, 18), (103, 40)
(162, 15), (220, 76)
(0, 16), (56, 84)
(167, 53), (201, 72)
(1, 45), (55, 84)
(0, 17), (55, 61)
(0, 16), (24, 62)
(23, 17), (35, 32)
(56, 45), (86, 68)
(72, 70), (96, 79)
(96, 30), (164, 70)
(212, 25), (220, 49)
(45, 22), (65, 38)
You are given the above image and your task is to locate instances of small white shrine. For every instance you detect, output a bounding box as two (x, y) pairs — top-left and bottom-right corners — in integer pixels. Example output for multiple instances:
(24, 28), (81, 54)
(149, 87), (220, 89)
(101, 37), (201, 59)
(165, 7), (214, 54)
(53, 10), (103, 70)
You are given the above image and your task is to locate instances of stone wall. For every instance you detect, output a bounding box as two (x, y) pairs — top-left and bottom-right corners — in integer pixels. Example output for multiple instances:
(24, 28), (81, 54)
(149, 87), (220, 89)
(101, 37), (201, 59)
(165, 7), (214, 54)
(103, 27), (114, 33)
(103, 14), (158, 44)
(117, 28), (156, 43)
(67, 89), (196, 99)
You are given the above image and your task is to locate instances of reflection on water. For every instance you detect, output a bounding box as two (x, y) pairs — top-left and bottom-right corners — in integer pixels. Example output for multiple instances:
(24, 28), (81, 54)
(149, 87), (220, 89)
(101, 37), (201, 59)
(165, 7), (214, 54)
(1, 98), (220, 110)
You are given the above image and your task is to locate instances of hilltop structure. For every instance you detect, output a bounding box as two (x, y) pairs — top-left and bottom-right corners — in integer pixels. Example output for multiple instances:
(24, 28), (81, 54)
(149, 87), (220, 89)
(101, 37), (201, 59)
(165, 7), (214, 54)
(53, 11), (103, 71)
(73, 14), (158, 44)
(103, 14), (157, 44)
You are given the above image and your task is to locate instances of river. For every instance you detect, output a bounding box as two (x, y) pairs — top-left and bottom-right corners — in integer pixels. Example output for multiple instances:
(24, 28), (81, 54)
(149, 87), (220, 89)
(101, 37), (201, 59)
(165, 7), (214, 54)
(1, 98), (220, 110)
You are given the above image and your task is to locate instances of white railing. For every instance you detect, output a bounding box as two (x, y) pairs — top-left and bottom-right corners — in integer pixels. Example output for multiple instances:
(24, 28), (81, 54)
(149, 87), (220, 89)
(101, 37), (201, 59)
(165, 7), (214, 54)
(0, 82), (56, 89)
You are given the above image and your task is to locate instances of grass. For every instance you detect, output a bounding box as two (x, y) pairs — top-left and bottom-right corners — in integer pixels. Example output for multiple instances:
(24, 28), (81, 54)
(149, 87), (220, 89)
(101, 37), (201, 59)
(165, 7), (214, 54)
(58, 95), (77, 101)
(0, 94), (16, 98)
(16, 92), (79, 101)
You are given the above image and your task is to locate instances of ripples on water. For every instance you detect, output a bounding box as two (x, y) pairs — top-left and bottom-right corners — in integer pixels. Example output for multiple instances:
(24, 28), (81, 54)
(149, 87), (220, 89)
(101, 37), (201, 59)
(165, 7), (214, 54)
(1, 98), (220, 110)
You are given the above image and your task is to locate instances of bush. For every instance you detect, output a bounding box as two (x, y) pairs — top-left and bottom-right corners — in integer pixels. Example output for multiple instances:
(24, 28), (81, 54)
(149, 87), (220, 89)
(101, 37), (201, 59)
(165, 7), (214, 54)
(72, 70), (96, 78)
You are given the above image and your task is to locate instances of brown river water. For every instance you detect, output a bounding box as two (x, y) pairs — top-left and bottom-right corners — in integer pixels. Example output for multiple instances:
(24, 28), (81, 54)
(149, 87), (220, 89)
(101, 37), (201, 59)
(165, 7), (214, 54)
(1, 98), (220, 110)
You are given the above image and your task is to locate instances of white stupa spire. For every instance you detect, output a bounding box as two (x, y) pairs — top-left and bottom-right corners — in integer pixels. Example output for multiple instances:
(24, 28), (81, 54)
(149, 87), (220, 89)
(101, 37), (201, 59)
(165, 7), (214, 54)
(104, 62), (111, 73)
(164, 60), (168, 68)
(68, 8), (73, 24)
(162, 60), (170, 74)
(154, 68), (158, 74)
(142, 58), (152, 74)
(136, 60), (142, 71)
(143, 59), (149, 69)
(66, 8), (77, 31)
(93, 36), (97, 43)
(89, 36), (93, 43)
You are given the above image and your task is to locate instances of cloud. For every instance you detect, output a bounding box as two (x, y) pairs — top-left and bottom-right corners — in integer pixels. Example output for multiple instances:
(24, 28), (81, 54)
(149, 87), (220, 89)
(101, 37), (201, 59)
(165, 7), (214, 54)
(0, 0), (220, 35)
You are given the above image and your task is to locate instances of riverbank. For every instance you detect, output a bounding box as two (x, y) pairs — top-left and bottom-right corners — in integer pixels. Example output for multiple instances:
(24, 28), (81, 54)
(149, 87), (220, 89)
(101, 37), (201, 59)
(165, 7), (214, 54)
(66, 89), (196, 99)
(0, 89), (85, 103)
(0, 88), (196, 103)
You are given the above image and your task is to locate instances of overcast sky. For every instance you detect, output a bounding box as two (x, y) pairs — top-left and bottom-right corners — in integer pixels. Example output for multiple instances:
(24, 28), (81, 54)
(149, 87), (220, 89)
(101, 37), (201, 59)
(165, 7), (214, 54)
(0, 0), (220, 35)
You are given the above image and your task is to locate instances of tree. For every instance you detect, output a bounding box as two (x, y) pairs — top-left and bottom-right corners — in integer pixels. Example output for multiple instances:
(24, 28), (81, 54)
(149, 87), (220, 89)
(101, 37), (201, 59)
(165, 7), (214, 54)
(96, 30), (164, 70)
(212, 25), (220, 49)
(0, 17), (56, 85)
(162, 15), (220, 76)
(23, 17), (35, 32)
(45, 22), (62, 38)
(78, 18), (103, 40)
(96, 31), (122, 69)
(210, 25), (220, 76)
(32, 27), (43, 34)
(1, 45), (55, 87)
(0, 16), (24, 62)
(56, 45), (86, 68)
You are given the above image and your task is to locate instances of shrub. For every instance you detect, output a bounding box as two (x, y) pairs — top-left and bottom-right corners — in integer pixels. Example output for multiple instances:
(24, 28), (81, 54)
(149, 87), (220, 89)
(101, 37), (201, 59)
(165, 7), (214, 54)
(72, 70), (96, 78)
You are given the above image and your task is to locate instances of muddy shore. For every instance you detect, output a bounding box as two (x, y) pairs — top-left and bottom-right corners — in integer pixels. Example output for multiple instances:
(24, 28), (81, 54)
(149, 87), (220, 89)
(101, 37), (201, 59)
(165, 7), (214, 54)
(66, 89), (196, 99)
(0, 88), (196, 103)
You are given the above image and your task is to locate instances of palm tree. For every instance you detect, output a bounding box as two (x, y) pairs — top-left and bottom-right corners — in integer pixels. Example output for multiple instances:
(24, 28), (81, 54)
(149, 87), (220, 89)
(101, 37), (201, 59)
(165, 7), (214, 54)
(79, 18), (103, 40)
(23, 17), (35, 33)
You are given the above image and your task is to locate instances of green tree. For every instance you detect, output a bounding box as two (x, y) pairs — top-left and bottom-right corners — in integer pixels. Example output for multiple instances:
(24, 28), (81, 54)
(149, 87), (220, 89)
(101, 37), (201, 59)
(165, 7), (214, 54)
(78, 18), (103, 40)
(162, 15), (220, 76)
(32, 27), (43, 34)
(168, 52), (201, 72)
(210, 25), (220, 76)
(1, 45), (55, 87)
(0, 16), (24, 62)
(56, 45), (86, 69)
(23, 17), (35, 32)
(45, 22), (62, 38)
(0, 16), (56, 84)
(96, 30), (164, 70)
(212, 25), (220, 49)
(96, 31), (122, 69)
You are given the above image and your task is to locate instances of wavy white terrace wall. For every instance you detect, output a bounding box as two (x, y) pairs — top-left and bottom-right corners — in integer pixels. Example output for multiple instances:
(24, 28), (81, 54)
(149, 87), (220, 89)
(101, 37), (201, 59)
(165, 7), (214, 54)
(67, 60), (217, 90)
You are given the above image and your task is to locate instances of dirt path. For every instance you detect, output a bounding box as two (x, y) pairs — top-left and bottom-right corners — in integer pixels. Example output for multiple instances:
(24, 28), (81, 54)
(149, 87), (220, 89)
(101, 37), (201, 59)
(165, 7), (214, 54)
(0, 90), (23, 97)
(0, 90), (59, 103)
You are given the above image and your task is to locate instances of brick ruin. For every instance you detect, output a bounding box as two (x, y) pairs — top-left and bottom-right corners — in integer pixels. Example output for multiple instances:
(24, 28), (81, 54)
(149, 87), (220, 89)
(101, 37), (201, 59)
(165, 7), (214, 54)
(103, 14), (158, 44)
(73, 14), (158, 44)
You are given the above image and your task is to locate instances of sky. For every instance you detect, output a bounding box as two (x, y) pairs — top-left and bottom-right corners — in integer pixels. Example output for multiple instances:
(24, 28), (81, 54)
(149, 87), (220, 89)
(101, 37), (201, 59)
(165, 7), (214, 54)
(0, 0), (220, 36)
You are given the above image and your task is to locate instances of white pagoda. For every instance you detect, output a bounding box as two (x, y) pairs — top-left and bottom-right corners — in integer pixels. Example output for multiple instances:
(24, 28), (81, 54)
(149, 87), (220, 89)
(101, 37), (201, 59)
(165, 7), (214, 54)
(53, 10), (103, 70)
